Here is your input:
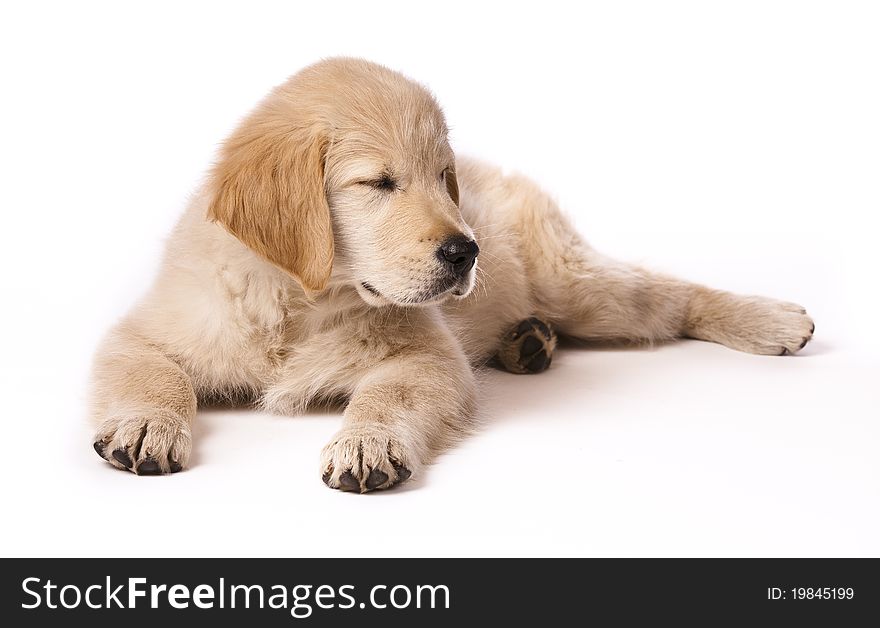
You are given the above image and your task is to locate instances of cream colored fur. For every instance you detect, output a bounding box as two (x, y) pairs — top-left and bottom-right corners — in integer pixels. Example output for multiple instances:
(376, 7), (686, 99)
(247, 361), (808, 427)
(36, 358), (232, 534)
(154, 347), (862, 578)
(90, 58), (814, 491)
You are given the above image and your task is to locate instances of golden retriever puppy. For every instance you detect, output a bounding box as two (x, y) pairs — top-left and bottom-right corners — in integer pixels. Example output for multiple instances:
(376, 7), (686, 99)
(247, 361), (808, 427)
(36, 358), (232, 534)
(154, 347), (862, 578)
(90, 58), (814, 491)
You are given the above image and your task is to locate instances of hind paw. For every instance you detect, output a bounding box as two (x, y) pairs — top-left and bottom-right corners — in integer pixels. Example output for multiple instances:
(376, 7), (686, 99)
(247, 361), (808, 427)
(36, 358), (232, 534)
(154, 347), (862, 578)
(496, 317), (557, 374)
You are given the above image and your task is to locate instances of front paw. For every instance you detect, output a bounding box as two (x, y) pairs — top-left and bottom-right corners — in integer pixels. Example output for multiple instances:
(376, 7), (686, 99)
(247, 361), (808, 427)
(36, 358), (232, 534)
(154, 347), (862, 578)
(320, 425), (414, 493)
(93, 410), (191, 475)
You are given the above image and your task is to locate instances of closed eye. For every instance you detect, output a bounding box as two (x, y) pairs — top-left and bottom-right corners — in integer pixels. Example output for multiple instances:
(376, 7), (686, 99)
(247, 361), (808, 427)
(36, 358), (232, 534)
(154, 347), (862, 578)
(360, 174), (397, 192)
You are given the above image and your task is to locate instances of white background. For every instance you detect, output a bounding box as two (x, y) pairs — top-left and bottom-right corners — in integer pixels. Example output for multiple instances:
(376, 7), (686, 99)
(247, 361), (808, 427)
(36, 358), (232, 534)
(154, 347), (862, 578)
(1, 1), (878, 557)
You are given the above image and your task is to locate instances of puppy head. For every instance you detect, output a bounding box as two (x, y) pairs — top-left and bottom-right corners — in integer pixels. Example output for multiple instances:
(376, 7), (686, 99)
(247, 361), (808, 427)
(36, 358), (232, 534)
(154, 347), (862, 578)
(207, 57), (477, 305)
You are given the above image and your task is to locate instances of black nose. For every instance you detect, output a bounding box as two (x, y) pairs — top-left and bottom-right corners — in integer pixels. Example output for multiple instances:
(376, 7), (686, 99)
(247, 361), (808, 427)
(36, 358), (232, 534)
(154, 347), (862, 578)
(437, 236), (479, 277)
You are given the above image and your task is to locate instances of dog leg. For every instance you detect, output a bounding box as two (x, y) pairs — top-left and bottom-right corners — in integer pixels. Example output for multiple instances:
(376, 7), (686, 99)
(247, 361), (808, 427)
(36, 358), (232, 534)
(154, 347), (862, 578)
(320, 352), (476, 493)
(535, 248), (814, 355)
(492, 171), (815, 354)
(90, 325), (196, 474)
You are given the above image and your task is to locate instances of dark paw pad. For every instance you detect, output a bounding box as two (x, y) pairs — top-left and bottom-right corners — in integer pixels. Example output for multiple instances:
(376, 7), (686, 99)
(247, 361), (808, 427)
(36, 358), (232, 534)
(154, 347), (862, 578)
(136, 458), (162, 475)
(338, 471), (360, 492)
(392, 461), (412, 483)
(111, 448), (133, 468)
(366, 468), (389, 490)
(497, 317), (557, 374)
(524, 350), (550, 372)
(323, 460), (413, 493)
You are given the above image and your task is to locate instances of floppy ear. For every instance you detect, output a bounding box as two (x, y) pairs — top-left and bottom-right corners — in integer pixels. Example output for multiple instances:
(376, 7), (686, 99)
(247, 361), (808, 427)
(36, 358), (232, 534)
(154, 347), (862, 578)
(445, 165), (460, 206)
(207, 125), (334, 293)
